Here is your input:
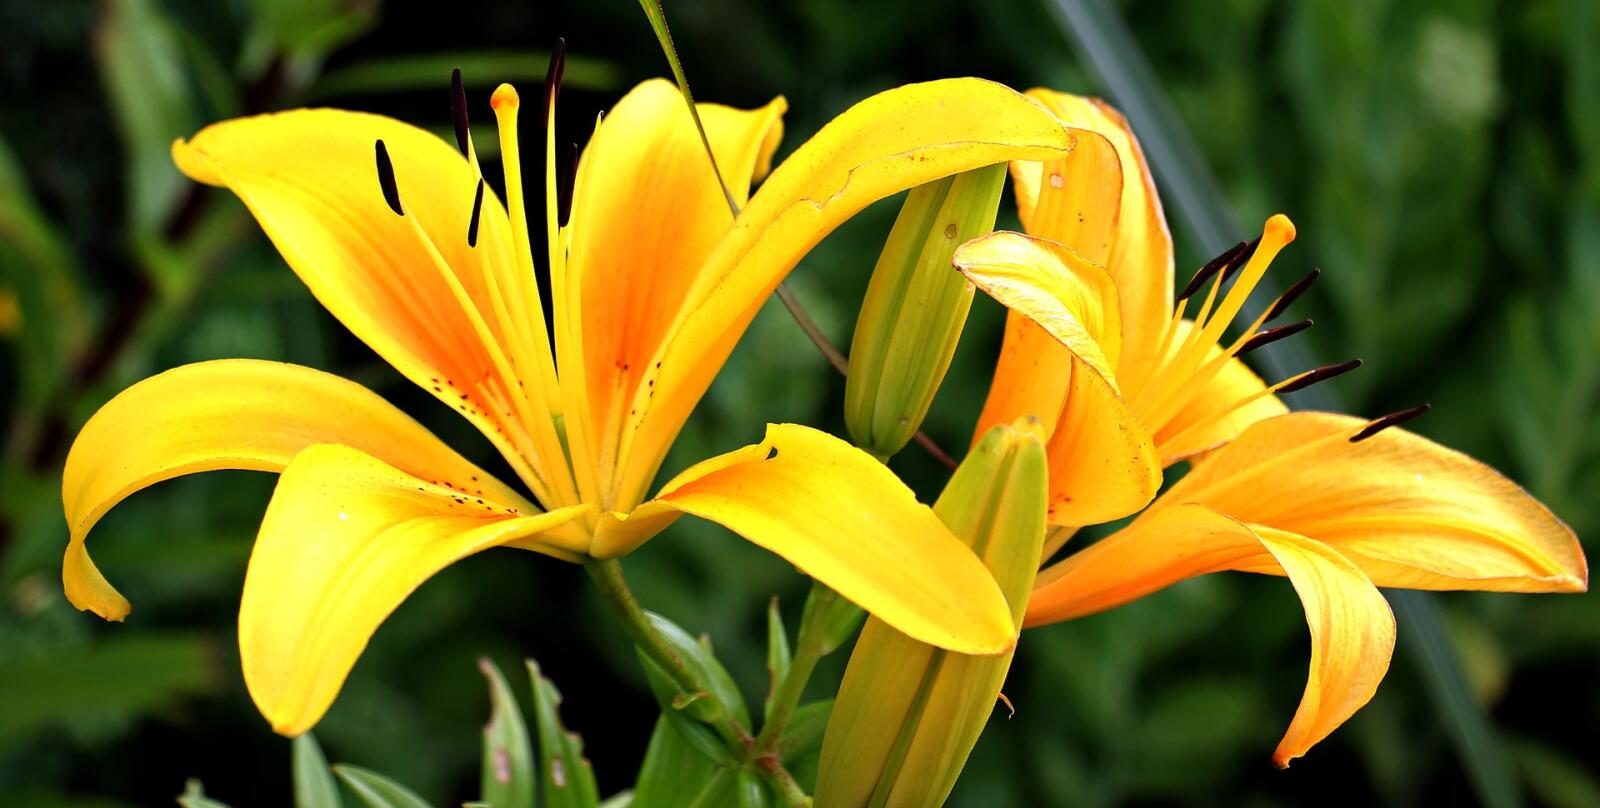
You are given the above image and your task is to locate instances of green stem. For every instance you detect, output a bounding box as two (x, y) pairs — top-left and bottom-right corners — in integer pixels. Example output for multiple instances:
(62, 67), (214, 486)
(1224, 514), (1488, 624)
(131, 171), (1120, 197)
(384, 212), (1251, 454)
(754, 754), (813, 808)
(584, 558), (752, 750)
(753, 581), (844, 755)
(587, 558), (815, 802)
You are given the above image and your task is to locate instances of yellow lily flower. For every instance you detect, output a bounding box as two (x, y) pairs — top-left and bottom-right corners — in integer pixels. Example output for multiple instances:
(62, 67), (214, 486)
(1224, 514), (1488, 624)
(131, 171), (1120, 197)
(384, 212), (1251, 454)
(952, 88), (1588, 766)
(61, 71), (1080, 735)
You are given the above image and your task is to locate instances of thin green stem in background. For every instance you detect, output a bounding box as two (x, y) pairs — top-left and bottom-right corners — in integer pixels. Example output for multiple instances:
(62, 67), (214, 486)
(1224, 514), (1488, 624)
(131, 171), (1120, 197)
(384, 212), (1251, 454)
(1044, 2), (1521, 805)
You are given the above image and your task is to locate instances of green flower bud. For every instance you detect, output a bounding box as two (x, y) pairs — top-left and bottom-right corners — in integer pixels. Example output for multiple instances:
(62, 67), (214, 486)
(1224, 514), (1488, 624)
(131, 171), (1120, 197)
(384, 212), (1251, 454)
(844, 164), (1008, 459)
(814, 419), (1048, 807)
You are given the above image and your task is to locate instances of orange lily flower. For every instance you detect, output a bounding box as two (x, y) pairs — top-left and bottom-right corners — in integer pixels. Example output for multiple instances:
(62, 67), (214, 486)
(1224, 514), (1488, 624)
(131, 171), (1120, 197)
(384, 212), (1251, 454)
(60, 70), (1081, 734)
(953, 89), (1588, 766)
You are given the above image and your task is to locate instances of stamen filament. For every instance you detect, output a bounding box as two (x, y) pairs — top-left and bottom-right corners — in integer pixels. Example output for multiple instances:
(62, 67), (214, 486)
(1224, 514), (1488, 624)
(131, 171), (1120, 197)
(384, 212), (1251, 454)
(1157, 358), (1359, 456)
(400, 209), (575, 505)
(489, 83), (565, 421)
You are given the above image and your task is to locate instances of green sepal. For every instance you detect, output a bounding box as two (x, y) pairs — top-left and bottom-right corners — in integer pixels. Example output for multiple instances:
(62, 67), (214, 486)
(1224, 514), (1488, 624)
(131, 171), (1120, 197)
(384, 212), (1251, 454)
(814, 421), (1048, 806)
(478, 657), (536, 808)
(332, 765), (432, 808)
(843, 163), (1008, 459)
(292, 734), (341, 808)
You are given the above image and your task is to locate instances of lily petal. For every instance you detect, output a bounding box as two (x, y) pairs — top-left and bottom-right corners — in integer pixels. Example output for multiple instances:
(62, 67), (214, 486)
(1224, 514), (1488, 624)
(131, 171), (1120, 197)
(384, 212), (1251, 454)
(600, 424), (1016, 655)
(1255, 524), (1395, 768)
(955, 231), (1160, 526)
(1027, 505), (1395, 767)
(61, 359), (535, 621)
(611, 78), (1079, 510)
(567, 80), (786, 505)
(1163, 411), (1588, 593)
(240, 443), (593, 736)
(982, 126), (1122, 443)
(173, 109), (569, 504)
(1019, 91), (1174, 373)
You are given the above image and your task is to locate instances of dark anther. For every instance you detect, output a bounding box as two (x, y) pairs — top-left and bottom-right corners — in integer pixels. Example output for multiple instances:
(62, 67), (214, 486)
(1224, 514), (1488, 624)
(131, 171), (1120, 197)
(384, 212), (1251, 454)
(467, 178), (486, 247)
(1179, 241), (1245, 301)
(765, 446), (779, 461)
(1350, 403), (1431, 442)
(1219, 236), (1262, 285)
(558, 141), (579, 226)
(543, 37), (567, 128)
(1278, 358), (1362, 394)
(1265, 268), (1321, 322)
(374, 140), (403, 216)
(450, 67), (471, 157)
(1237, 318), (1313, 356)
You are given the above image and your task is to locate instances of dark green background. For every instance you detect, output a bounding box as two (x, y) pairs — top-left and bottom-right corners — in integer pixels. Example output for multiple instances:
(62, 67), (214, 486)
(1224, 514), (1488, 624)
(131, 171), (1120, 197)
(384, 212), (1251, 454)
(1, 0), (1595, 805)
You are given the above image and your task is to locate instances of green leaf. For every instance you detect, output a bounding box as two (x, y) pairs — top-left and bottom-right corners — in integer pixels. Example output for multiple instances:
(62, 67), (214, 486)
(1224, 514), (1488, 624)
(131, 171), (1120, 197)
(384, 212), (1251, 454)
(0, 633), (216, 749)
(630, 718), (726, 808)
(763, 599), (791, 721)
(639, 612), (752, 728)
(93, 0), (203, 234)
(777, 701), (833, 792)
(478, 658), (536, 808)
(308, 51), (621, 100)
(249, 0), (378, 60)
(293, 734), (342, 808)
(527, 661), (600, 808)
(637, 656), (730, 765)
(177, 780), (233, 808)
(1508, 735), (1600, 808)
(332, 765), (432, 808)
(0, 131), (87, 421)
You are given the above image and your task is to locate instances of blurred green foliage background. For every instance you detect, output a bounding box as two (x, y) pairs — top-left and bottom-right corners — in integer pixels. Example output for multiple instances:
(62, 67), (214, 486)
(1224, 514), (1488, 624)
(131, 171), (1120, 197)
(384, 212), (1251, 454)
(1, 0), (1596, 805)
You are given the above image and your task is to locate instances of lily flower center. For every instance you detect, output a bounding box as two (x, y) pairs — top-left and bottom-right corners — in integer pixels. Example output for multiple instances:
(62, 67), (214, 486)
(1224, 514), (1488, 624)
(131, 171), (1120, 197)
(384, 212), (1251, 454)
(1123, 214), (1362, 458)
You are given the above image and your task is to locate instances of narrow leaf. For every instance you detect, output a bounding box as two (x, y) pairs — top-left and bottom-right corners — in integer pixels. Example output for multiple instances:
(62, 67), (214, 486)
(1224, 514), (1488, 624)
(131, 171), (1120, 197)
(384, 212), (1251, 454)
(764, 599), (791, 721)
(292, 735), (341, 808)
(478, 658), (536, 808)
(332, 766), (432, 808)
(527, 661), (600, 808)
(630, 718), (727, 808)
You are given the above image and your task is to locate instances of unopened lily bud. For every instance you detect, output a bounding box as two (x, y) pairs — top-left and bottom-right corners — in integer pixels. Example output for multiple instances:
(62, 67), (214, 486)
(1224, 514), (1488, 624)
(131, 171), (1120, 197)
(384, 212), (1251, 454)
(844, 164), (1008, 459)
(815, 419), (1048, 806)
